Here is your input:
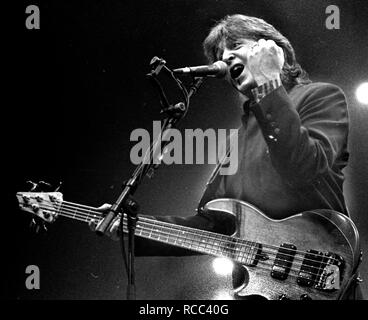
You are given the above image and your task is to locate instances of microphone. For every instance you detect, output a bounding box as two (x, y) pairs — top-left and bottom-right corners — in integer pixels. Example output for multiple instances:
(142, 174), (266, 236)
(173, 61), (227, 78)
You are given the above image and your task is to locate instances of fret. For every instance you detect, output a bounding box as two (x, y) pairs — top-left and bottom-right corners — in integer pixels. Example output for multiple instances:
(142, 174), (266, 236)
(201, 235), (210, 254)
(244, 241), (259, 266)
(241, 241), (249, 264)
(176, 232), (183, 245)
(158, 230), (168, 242)
(150, 227), (160, 240)
(240, 241), (247, 264)
(229, 239), (253, 265)
(210, 235), (221, 255)
(142, 228), (151, 238)
(245, 240), (253, 265)
(219, 234), (231, 259)
(135, 226), (143, 237)
(206, 240), (216, 255)
(205, 234), (221, 256)
(148, 220), (155, 238)
(165, 225), (172, 243)
(234, 238), (242, 262)
(182, 231), (192, 249)
(188, 234), (195, 250)
(137, 221), (151, 238)
(249, 242), (257, 263)
(197, 233), (206, 251)
(212, 234), (224, 255)
(72, 208), (78, 219)
(167, 227), (178, 244)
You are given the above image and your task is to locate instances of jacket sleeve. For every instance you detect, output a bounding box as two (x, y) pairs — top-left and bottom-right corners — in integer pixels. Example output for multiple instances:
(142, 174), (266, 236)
(251, 83), (349, 187)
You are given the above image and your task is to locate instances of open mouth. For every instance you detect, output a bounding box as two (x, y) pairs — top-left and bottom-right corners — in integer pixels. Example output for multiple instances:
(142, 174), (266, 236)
(230, 64), (244, 79)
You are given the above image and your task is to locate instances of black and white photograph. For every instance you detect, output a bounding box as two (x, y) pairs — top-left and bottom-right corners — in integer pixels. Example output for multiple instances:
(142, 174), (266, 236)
(4, 0), (368, 308)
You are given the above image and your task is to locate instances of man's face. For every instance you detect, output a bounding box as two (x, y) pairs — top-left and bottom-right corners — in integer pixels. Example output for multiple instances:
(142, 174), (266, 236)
(218, 38), (258, 96)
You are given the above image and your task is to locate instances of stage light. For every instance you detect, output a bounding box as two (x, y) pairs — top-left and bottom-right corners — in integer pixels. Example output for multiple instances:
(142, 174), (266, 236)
(356, 82), (368, 104)
(212, 257), (234, 276)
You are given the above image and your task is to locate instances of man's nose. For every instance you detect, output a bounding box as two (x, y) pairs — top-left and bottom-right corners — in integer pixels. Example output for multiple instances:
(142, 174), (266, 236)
(222, 48), (235, 65)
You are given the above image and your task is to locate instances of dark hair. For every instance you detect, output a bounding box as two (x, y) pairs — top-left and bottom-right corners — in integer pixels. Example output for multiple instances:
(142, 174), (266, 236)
(203, 14), (311, 90)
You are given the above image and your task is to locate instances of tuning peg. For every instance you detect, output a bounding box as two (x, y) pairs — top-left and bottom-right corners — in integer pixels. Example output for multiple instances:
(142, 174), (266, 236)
(29, 218), (48, 234)
(54, 181), (63, 192)
(37, 181), (53, 191)
(26, 180), (38, 191)
(29, 218), (38, 232)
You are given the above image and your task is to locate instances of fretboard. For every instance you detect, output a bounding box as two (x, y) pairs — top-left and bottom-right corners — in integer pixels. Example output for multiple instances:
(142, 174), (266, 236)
(56, 200), (261, 266)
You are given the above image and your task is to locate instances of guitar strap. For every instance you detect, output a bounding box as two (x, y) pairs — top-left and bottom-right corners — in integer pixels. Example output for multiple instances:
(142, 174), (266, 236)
(197, 100), (251, 213)
(197, 130), (236, 213)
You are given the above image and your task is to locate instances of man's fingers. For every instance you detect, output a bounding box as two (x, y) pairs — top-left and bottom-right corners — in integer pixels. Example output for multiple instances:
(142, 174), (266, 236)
(258, 38), (267, 46)
(88, 219), (97, 231)
(96, 203), (112, 211)
(106, 215), (122, 241)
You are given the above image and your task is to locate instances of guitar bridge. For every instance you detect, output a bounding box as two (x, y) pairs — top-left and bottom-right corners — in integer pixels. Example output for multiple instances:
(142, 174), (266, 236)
(297, 250), (344, 291)
(315, 253), (344, 291)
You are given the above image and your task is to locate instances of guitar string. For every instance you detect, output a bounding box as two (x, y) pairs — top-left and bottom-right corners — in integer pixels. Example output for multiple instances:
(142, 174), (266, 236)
(122, 218), (330, 279)
(58, 199), (341, 266)
(56, 202), (322, 262)
(38, 203), (336, 283)
(37, 199), (341, 268)
(46, 206), (334, 284)
(36, 202), (336, 278)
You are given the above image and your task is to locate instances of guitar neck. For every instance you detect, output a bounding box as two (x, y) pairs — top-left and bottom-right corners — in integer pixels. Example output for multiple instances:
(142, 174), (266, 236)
(56, 200), (260, 265)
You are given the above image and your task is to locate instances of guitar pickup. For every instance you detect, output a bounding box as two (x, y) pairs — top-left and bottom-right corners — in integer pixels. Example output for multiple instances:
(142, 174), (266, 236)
(271, 243), (297, 280)
(297, 249), (324, 287)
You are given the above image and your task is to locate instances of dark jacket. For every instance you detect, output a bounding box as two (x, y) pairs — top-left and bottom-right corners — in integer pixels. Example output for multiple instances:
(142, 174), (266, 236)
(135, 81), (350, 256)
(132, 81), (365, 299)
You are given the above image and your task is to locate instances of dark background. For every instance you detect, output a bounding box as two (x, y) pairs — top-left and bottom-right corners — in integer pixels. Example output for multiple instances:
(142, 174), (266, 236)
(4, 0), (367, 300)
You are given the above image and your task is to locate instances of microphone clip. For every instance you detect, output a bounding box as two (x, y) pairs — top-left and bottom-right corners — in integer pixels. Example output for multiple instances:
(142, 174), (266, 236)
(160, 102), (186, 118)
(148, 56), (167, 76)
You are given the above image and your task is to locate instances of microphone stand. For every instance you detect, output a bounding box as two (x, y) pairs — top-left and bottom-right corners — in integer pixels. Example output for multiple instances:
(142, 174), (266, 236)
(95, 57), (204, 300)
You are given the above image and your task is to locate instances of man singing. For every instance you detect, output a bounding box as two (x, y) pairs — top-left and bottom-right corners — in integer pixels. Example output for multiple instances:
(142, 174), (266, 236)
(97, 14), (362, 299)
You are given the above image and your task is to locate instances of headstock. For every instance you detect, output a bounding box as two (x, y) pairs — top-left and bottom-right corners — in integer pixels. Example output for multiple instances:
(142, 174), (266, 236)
(17, 180), (64, 233)
(16, 191), (63, 223)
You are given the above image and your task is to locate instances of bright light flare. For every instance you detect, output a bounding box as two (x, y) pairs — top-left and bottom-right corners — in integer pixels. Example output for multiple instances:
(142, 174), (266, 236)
(212, 257), (234, 276)
(356, 82), (368, 104)
(213, 290), (234, 300)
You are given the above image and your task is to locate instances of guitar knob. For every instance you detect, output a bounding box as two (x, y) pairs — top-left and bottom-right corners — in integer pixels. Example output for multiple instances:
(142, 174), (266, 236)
(300, 294), (312, 300)
(22, 196), (31, 205)
(278, 294), (290, 300)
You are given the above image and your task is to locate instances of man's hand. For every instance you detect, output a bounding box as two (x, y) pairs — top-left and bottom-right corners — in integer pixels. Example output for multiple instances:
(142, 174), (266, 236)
(247, 39), (285, 86)
(88, 203), (121, 241)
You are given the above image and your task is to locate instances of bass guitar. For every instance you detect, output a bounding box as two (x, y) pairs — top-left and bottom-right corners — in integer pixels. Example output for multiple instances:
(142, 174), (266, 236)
(16, 191), (361, 300)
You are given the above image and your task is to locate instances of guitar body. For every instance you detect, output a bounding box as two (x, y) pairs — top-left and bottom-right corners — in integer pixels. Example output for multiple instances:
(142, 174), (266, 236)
(204, 198), (361, 300)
